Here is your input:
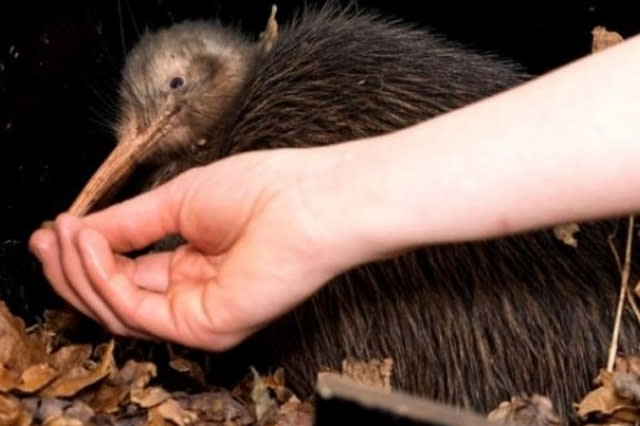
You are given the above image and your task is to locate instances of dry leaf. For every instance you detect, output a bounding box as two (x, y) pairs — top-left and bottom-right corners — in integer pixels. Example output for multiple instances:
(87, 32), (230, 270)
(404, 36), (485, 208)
(250, 368), (278, 421)
(48, 345), (92, 370)
(42, 310), (79, 334)
(40, 340), (114, 398)
(613, 372), (640, 403)
(85, 359), (158, 413)
(0, 364), (23, 393)
(259, 4), (279, 52)
(131, 386), (171, 408)
(553, 223), (580, 248)
(576, 370), (640, 423)
(185, 391), (254, 424)
(147, 398), (197, 426)
(0, 301), (48, 372)
(146, 407), (170, 426)
(341, 357), (394, 391)
(29, 397), (69, 422)
(487, 395), (561, 426)
(592, 26), (624, 53)
(59, 400), (95, 424)
(27, 309), (81, 353)
(0, 392), (32, 426)
(615, 355), (640, 378)
(116, 359), (157, 390)
(17, 364), (59, 393)
(42, 416), (84, 426)
(263, 395), (314, 426)
(633, 280), (640, 300)
(168, 355), (207, 388)
(85, 383), (127, 414)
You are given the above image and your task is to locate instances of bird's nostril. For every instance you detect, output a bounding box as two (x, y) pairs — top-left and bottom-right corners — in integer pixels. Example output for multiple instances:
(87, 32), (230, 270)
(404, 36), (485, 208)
(169, 76), (185, 90)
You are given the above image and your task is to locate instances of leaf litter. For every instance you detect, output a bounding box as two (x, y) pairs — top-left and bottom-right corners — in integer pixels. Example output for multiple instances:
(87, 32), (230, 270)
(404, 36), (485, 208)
(0, 300), (315, 426)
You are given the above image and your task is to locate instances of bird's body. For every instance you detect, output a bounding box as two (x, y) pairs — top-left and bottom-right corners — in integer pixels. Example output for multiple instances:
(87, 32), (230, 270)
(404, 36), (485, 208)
(69, 3), (640, 420)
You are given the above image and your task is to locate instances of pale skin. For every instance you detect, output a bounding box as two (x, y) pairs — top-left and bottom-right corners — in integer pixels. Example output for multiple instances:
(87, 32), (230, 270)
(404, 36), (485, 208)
(29, 33), (640, 352)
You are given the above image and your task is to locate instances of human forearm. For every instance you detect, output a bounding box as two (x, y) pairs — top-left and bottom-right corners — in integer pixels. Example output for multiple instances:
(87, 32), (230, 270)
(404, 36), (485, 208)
(312, 32), (640, 263)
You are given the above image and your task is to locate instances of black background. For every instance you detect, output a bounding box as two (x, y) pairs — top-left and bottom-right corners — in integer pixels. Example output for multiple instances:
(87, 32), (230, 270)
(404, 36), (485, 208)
(1, 0), (639, 319)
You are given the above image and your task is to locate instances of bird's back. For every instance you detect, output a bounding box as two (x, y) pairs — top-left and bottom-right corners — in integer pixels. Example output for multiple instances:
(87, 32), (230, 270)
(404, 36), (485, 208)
(225, 4), (529, 156)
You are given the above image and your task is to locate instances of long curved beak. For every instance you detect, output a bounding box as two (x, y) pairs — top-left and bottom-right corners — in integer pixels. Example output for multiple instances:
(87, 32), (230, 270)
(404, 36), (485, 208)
(68, 115), (170, 216)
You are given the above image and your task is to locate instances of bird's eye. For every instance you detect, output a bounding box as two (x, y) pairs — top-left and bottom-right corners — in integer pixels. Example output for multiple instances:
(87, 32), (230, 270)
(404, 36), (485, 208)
(169, 76), (185, 90)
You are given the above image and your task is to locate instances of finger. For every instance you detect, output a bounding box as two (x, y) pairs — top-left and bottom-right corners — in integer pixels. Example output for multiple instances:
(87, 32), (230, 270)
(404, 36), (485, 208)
(77, 228), (244, 350)
(82, 168), (198, 253)
(29, 227), (97, 322)
(114, 250), (172, 293)
(55, 213), (147, 337)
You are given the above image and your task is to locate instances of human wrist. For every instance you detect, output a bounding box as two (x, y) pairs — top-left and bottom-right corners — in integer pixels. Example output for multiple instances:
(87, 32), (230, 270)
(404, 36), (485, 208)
(291, 137), (408, 273)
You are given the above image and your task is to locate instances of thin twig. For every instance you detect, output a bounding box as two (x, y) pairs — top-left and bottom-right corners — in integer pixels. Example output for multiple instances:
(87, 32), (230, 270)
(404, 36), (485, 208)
(606, 221), (640, 325)
(608, 231), (623, 273)
(626, 286), (640, 324)
(607, 215), (635, 372)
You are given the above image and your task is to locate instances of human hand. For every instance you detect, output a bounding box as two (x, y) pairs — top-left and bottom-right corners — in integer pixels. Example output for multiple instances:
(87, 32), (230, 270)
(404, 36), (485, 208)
(28, 147), (364, 351)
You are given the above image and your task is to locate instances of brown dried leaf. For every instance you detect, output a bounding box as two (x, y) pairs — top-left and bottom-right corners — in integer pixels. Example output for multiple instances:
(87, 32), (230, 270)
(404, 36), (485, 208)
(259, 368), (291, 404)
(263, 368), (285, 388)
(0, 302), (64, 394)
(84, 383), (127, 414)
(634, 280), (640, 300)
(553, 223), (580, 248)
(232, 371), (256, 403)
(186, 391), (254, 424)
(0, 364), (22, 393)
(60, 399), (95, 424)
(84, 359), (157, 414)
(615, 356), (640, 377)
(147, 398), (197, 426)
(168, 355), (207, 388)
(613, 372), (640, 403)
(250, 368), (277, 421)
(262, 396), (314, 426)
(0, 301), (48, 372)
(259, 4), (279, 53)
(17, 364), (59, 393)
(30, 397), (68, 422)
(114, 359), (157, 390)
(40, 340), (115, 398)
(592, 26), (624, 53)
(48, 345), (92, 370)
(131, 386), (171, 408)
(576, 370), (640, 423)
(0, 392), (32, 426)
(487, 395), (561, 426)
(27, 310), (81, 353)
(341, 357), (394, 391)
(42, 310), (80, 334)
(42, 416), (84, 426)
(146, 408), (170, 426)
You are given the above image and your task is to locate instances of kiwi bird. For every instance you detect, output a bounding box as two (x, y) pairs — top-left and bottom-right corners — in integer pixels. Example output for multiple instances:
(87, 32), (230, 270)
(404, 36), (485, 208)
(66, 3), (640, 420)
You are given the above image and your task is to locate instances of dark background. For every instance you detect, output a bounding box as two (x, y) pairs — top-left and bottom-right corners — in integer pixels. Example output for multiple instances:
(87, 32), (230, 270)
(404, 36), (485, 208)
(1, 0), (639, 320)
